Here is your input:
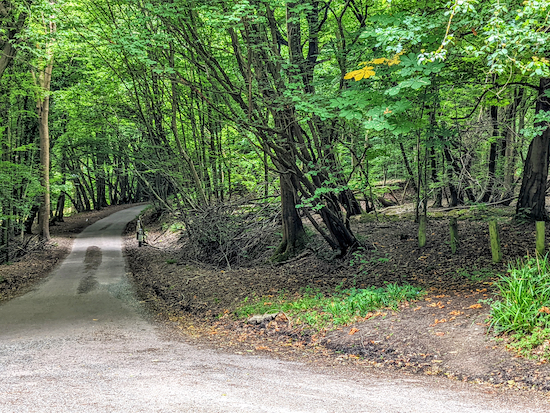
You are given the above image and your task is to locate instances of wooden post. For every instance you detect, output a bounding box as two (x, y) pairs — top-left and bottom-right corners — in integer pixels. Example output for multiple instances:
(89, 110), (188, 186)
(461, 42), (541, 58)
(418, 215), (427, 248)
(536, 221), (545, 256)
(489, 220), (502, 263)
(449, 217), (458, 254)
(136, 218), (144, 247)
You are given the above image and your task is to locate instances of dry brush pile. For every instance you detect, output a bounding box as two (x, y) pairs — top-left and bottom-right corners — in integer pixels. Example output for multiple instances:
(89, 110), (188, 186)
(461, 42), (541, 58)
(180, 200), (282, 268)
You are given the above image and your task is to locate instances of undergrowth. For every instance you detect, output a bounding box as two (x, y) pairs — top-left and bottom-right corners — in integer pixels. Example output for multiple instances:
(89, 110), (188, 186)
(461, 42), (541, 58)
(488, 255), (550, 361)
(235, 283), (424, 331)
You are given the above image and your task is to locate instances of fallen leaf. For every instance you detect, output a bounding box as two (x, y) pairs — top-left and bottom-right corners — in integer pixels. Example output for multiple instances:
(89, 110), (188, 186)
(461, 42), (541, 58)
(468, 303), (482, 309)
(449, 310), (464, 316)
(435, 332), (445, 336)
(431, 318), (447, 326)
(349, 327), (359, 335)
(539, 307), (550, 314)
(275, 313), (288, 322)
(255, 346), (272, 352)
(364, 312), (376, 320)
(427, 301), (445, 309)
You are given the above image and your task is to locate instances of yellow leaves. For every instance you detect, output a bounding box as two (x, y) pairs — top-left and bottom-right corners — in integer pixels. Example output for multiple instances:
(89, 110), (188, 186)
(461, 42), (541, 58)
(532, 56), (549, 64)
(468, 303), (483, 309)
(344, 66), (375, 81)
(344, 51), (404, 81)
(386, 53), (403, 66)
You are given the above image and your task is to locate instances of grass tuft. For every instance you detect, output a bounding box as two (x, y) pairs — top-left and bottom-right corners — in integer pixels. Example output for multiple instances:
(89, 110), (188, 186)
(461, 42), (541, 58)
(488, 255), (550, 361)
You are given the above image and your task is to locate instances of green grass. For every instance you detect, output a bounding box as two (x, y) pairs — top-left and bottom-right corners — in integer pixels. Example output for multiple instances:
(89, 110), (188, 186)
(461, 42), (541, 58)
(488, 256), (550, 334)
(488, 255), (550, 361)
(507, 327), (550, 361)
(235, 283), (424, 331)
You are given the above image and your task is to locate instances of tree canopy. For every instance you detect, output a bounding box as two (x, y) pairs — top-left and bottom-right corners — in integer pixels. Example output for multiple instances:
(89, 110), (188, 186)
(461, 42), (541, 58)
(1, 0), (550, 262)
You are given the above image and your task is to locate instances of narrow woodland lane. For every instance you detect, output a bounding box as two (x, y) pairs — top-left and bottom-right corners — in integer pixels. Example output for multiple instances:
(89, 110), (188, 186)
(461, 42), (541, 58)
(0, 208), (547, 413)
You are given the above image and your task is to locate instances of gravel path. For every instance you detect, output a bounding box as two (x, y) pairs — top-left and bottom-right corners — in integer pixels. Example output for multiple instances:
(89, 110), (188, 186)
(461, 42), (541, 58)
(0, 206), (547, 412)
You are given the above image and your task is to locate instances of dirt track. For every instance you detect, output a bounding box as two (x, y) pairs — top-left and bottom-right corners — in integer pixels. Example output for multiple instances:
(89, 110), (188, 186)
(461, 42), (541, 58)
(0, 206), (548, 412)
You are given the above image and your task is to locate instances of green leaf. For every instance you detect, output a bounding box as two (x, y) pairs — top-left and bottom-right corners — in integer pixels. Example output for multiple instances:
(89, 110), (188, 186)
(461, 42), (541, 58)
(386, 86), (401, 96)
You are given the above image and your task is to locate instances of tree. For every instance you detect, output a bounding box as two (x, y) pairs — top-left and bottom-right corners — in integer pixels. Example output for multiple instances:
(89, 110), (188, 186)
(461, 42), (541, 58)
(32, 5), (55, 240)
(0, 0), (31, 79)
(516, 79), (550, 220)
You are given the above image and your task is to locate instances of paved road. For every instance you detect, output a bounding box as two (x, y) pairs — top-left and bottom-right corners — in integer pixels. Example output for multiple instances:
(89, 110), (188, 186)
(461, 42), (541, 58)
(0, 206), (547, 412)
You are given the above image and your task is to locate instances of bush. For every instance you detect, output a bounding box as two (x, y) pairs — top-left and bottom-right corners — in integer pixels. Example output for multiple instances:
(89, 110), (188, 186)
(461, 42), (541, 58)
(488, 256), (550, 334)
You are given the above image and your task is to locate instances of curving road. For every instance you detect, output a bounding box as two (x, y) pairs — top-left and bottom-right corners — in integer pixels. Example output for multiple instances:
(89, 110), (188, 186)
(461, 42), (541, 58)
(0, 206), (547, 412)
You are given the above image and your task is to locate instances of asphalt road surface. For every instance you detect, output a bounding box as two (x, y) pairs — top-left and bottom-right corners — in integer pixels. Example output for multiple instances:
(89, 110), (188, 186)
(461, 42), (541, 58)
(0, 206), (547, 412)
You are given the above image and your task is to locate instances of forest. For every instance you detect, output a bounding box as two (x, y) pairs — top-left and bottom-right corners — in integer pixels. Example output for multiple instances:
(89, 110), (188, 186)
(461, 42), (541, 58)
(1, 0), (550, 263)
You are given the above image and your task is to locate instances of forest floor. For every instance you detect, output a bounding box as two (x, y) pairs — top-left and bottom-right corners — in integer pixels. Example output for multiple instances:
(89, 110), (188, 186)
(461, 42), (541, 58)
(124, 203), (550, 393)
(2, 202), (550, 395)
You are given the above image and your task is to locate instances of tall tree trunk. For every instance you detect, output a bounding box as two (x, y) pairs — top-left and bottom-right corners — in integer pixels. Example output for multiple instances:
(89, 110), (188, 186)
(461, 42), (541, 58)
(481, 106), (499, 202)
(95, 152), (108, 210)
(399, 142), (418, 192)
(34, 12), (55, 240)
(430, 147), (443, 207)
(35, 64), (53, 240)
(24, 204), (39, 234)
(516, 78), (550, 220)
(271, 173), (307, 261)
(53, 192), (65, 223)
(503, 87), (524, 203)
